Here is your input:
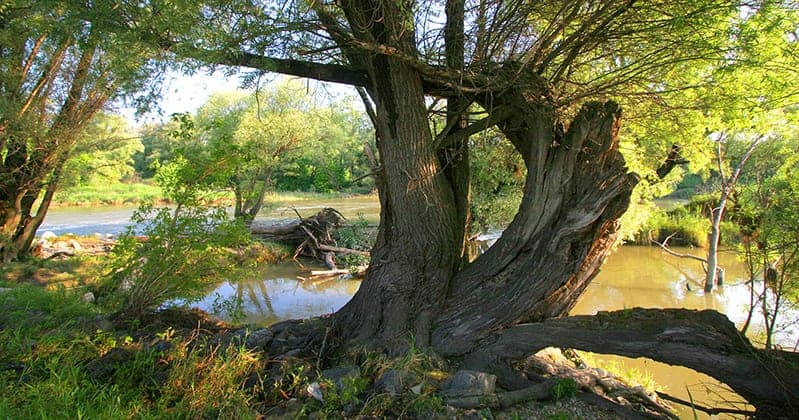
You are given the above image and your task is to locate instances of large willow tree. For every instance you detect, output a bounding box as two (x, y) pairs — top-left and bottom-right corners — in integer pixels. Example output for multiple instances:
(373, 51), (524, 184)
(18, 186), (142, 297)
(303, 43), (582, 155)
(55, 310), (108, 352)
(0, 1), (163, 261)
(144, 0), (799, 415)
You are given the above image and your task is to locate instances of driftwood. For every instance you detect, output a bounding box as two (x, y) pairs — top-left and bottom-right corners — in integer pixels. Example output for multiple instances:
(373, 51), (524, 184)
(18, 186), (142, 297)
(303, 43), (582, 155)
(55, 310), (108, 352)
(251, 208), (369, 273)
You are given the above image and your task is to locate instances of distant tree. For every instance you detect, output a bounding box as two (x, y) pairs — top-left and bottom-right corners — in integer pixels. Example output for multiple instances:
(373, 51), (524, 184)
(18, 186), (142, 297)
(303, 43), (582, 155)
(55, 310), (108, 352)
(61, 113), (143, 187)
(186, 84), (373, 223)
(133, 122), (180, 179)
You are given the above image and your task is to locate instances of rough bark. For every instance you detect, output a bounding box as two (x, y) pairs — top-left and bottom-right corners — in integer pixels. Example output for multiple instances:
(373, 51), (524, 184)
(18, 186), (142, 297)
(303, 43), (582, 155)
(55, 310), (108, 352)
(432, 81), (638, 354)
(330, 1), (461, 351)
(460, 308), (799, 418)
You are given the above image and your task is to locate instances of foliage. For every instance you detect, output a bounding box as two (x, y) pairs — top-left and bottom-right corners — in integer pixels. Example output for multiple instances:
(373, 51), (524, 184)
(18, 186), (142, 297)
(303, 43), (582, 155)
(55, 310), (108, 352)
(54, 182), (163, 206)
(639, 207), (710, 248)
(102, 150), (250, 320)
(0, 0), (166, 261)
(133, 121), (182, 179)
(102, 201), (248, 319)
(334, 214), (374, 268)
(470, 129), (525, 231)
(136, 84), (374, 224)
(551, 378), (579, 401)
(61, 113), (143, 188)
(737, 152), (799, 349)
(0, 285), (262, 418)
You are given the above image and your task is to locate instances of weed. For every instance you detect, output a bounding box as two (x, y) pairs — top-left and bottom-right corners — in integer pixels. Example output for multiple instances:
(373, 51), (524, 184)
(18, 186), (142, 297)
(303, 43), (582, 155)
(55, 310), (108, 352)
(551, 378), (578, 401)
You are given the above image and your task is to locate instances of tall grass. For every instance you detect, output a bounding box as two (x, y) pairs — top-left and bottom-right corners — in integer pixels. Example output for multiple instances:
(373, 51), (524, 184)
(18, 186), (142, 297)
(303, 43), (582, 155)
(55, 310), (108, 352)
(0, 285), (263, 418)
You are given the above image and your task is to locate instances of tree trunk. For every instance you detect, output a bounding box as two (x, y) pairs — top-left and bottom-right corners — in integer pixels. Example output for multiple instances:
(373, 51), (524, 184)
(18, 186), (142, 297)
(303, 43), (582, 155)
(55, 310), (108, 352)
(462, 308), (799, 418)
(432, 86), (638, 355)
(705, 188), (728, 292)
(332, 65), (460, 351)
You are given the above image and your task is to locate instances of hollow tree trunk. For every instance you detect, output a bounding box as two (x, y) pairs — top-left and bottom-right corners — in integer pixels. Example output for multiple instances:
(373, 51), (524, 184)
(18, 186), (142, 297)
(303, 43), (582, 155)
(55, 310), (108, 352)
(432, 86), (638, 355)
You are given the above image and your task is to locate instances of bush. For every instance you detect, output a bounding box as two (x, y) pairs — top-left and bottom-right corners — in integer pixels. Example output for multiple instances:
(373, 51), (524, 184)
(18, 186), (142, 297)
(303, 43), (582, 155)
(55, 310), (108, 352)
(636, 207), (709, 247)
(102, 203), (249, 320)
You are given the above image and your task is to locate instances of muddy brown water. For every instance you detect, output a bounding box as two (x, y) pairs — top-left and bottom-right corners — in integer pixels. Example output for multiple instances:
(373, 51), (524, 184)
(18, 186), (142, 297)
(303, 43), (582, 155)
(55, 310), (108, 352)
(44, 197), (794, 417)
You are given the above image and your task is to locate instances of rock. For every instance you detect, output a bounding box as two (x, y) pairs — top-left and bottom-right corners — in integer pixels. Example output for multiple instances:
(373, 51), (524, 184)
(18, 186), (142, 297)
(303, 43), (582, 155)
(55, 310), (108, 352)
(41, 231), (57, 240)
(374, 369), (411, 395)
(410, 383), (424, 395)
(320, 365), (361, 389)
(305, 382), (324, 401)
(82, 292), (96, 303)
(150, 339), (173, 354)
(214, 328), (247, 348)
(54, 240), (68, 249)
(68, 239), (82, 251)
(85, 347), (134, 381)
(92, 315), (114, 331)
(439, 370), (496, 398)
(245, 328), (273, 351)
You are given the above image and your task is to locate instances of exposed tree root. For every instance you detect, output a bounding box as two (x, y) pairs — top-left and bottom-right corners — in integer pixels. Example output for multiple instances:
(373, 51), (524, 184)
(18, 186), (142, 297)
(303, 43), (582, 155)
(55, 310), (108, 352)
(460, 308), (799, 418)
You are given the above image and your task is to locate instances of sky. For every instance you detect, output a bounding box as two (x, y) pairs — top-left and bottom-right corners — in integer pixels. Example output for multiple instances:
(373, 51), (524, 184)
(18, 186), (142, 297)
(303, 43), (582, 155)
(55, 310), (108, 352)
(117, 70), (246, 126)
(118, 69), (360, 127)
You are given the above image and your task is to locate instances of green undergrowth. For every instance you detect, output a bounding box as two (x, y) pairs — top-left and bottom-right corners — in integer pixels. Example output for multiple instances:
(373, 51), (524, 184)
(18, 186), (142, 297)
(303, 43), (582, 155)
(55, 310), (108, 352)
(632, 198), (741, 248)
(0, 285), (262, 418)
(577, 352), (661, 394)
(0, 285), (446, 418)
(0, 252), (105, 289)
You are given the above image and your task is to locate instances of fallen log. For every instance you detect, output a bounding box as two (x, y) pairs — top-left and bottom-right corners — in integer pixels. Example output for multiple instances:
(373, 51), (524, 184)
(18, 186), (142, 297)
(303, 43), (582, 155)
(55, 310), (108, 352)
(250, 208), (370, 270)
(298, 266), (369, 282)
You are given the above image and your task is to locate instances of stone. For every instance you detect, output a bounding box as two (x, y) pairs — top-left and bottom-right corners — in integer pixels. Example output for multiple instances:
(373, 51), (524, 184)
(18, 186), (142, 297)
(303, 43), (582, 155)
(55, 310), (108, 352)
(305, 382), (324, 401)
(374, 369), (410, 395)
(85, 347), (134, 381)
(68, 239), (82, 251)
(41, 231), (57, 240)
(320, 365), (361, 389)
(92, 315), (114, 331)
(54, 241), (68, 249)
(244, 328), (273, 351)
(82, 292), (96, 303)
(439, 370), (496, 398)
(150, 339), (173, 354)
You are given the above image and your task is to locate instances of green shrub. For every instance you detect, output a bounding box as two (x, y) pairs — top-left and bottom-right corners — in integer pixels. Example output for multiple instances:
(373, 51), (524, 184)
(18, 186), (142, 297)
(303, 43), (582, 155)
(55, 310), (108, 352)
(635, 206), (709, 247)
(102, 203), (249, 320)
(551, 378), (579, 401)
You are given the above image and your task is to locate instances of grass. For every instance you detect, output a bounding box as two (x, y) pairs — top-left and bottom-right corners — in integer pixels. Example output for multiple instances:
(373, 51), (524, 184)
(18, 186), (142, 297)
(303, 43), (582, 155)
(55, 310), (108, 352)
(0, 252), (105, 290)
(0, 284), (264, 418)
(52, 182), (372, 209)
(577, 352), (661, 394)
(54, 183), (164, 207)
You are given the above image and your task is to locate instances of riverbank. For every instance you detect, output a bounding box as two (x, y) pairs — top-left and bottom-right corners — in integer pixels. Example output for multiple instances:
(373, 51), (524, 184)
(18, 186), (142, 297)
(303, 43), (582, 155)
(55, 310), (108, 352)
(51, 184), (375, 208)
(0, 256), (674, 419)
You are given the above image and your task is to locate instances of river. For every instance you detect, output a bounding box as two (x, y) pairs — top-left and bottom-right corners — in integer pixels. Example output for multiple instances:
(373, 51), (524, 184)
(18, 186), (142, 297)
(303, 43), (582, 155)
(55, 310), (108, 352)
(41, 198), (796, 417)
